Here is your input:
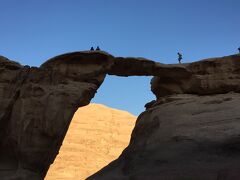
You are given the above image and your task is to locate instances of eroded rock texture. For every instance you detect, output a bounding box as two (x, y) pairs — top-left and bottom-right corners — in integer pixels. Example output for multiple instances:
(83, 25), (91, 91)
(0, 52), (113, 179)
(151, 55), (240, 98)
(0, 51), (240, 180)
(88, 93), (240, 180)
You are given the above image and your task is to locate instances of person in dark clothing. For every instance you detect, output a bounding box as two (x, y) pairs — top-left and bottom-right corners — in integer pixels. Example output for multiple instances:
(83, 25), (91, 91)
(96, 46), (101, 51)
(238, 47), (240, 53)
(90, 47), (94, 51)
(178, 52), (182, 64)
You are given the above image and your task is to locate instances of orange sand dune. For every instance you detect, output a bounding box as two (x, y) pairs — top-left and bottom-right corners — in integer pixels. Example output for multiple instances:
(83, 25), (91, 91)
(46, 103), (136, 180)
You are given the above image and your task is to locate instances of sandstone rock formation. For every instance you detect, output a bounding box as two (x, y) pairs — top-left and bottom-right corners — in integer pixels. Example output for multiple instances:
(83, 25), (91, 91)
(0, 52), (113, 179)
(88, 93), (240, 180)
(0, 51), (240, 180)
(46, 103), (136, 180)
(151, 55), (240, 98)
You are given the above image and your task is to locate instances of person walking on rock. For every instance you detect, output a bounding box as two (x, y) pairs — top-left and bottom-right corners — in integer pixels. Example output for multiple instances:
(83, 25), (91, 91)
(178, 52), (182, 64)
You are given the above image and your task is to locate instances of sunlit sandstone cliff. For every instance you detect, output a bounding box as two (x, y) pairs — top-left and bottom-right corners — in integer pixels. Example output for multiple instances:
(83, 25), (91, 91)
(46, 103), (136, 180)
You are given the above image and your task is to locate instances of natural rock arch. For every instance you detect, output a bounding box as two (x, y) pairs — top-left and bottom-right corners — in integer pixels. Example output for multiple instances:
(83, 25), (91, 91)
(0, 51), (175, 179)
(0, 52), (240, 179)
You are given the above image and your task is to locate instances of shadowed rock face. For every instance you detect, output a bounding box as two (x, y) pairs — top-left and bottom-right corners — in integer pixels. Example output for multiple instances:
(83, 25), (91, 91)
(0, 52), (112, 179)
(0, 51), (240, 179)
(151, 55), (240, 98)
(88, 93), (240, 180)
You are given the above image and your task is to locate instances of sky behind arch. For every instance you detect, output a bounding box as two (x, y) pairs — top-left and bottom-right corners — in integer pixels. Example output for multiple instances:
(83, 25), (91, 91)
(0, 0), (239, 115)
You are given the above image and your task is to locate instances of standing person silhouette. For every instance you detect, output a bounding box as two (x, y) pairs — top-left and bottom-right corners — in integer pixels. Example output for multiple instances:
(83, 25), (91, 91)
(90, 47), (94, 51)
(238, 47), (240, 53)
(178, 52), (182, 64)
(96, 46), (101, 51)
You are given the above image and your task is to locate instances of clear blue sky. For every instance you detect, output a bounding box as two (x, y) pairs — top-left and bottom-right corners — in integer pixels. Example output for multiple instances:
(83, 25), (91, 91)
(0, 0), (239, 115)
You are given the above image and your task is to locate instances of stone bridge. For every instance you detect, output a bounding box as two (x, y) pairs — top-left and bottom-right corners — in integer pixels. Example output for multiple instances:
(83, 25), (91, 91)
(0, 51), (239, 179)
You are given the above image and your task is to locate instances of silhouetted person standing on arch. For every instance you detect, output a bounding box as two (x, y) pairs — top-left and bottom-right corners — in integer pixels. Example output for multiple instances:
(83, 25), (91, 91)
(178, 52), (182, 64)
(238, 47), (240, 53)
(90, 47), (94, 51)
(96, 46), (101, 51)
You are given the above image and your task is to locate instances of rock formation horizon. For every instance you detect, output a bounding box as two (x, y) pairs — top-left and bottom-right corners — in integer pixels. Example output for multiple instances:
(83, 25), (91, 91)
(0, 51), (240, 179)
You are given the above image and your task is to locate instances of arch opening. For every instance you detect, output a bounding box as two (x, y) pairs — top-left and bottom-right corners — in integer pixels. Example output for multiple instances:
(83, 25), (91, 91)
(46, 75), (154, 179)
